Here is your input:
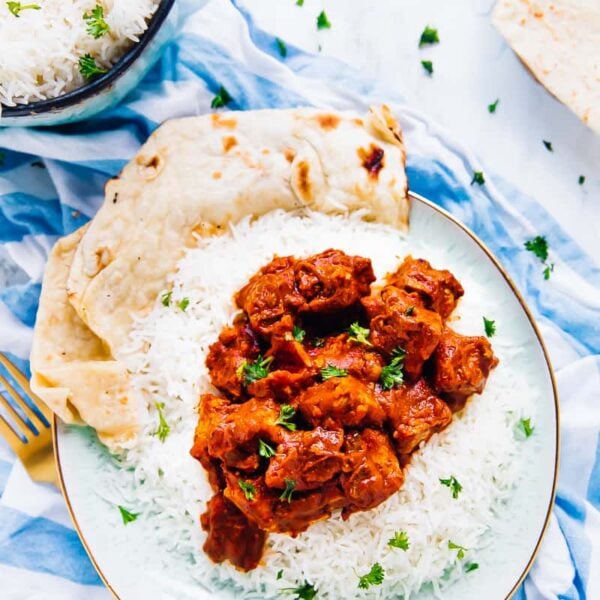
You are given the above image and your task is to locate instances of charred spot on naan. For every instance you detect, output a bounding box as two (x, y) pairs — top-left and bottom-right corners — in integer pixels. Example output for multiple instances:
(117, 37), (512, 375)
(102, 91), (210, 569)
(136, 152), (164, 180)
(283, 147), (296, 163)
(222, 136), (238, 153)
(358, 144), (385, 180)
(211, 113), (237, 129)
(315, 113), (341, 130)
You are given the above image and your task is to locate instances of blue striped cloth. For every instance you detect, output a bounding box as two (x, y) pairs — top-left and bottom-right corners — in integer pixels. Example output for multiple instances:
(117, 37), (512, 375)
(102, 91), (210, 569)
(0, 1), (598, 598)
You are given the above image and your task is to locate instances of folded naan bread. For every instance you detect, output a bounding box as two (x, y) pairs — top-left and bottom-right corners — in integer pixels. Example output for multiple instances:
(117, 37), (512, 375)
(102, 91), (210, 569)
(493, 0), (600, 134)
(31, 105), (409, 450)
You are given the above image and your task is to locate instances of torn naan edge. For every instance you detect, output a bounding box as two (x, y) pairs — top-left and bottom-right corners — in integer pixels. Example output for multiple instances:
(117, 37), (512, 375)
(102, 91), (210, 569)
(30, 226), (138, 450)
(32, 105), (409, 449)
(67, 106), (408, 356)
(493, 0), (600, 134)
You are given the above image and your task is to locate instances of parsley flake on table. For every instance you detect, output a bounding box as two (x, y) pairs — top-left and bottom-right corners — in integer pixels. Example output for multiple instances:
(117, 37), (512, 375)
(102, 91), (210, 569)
(6, 2), (40, 17)
(296, 0), (304, 5)
(211, 85), (232, 109)
(118, 505), (139, 525)
(238, 355), (274, 386)
(357, 562), (385, 589)
(465, 562), (479, 573)
(388, 530), (410, 550)
(276, 569), (284, 580)
(488, 98), (499, 113)
(543, 263), (554, 280)
(448, 540), (468, 560)
(293, 325), (306, 342)
(281, 581), (317, 600)
(440, 475), (463, 499)
(152, 402), (170, 442)
(83, 4), (110, 39)
(177, 297), (190, 311)
(578, 175), (585, 185)
(543, 140), (553, 152)
(258, 439), (276, 458)
(238, 480), (256, 501)
(421, 60), (433, 75)
(483, 317), (496, 338)
(161, 291), (172, 306)
(321, 364), (349, 380)
(517, 417), (534, 438)
(524, 235), (549, 262)
(316, 10), (331, 30)
(380, 347), (406, 390)
(275, 404), (297, 431)
(78, 54), (108, 79)
(419, 25), (439, 47)
(471, 171), (485, 185)
(347, 321), (372, 346)
(276, 37), (287, 58)
(279, 479), (296, 502)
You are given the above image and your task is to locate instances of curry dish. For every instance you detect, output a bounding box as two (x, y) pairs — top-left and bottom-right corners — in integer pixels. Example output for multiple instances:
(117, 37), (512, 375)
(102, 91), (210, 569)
(190, 249), (498, 571)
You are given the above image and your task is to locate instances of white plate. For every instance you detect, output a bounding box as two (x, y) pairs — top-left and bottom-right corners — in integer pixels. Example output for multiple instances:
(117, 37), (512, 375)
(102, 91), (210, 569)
(54, 193), (558, 599)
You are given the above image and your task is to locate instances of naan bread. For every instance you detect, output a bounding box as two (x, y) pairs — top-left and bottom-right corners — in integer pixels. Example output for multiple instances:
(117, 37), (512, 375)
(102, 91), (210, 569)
(493, 0), (600, 134)
(31, 106), (409, 450)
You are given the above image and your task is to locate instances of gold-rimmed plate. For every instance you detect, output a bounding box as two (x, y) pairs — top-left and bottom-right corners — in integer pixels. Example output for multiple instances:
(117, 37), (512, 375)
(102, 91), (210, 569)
(53, 193), (559, 599)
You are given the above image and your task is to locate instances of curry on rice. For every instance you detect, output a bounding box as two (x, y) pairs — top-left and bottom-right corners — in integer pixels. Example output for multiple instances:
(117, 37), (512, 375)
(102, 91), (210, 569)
(190, 249), (498, 571)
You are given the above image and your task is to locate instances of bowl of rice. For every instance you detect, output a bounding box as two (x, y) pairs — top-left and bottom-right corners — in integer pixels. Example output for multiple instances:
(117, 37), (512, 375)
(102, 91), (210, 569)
(0, 0), (177, 127)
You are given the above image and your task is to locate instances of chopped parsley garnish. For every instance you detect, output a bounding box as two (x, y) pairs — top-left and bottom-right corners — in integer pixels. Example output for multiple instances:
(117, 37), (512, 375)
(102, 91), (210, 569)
(276, 569), (284, 580)
(161, 291), (172, 306)
(276, 37), (287, 57)
(312, 337), (325, 348)
(419, 25), (439, 47)
(483, 317), (496, 338)
(238, 480), (256, 501)
(388, 530), (410, 550)
(543, 263), (554, 280)
(448, 540), (468, 560)
(543, 140), (553, 152)
(347, 321), (372, 346)
(405, 305), (416, 316)
(211, 85), (232, 109)
(118, 505), (139, 525)
(471, 171), (485, 185)
(6, 2), (40, 17)
(293, 325), (306, 343)
(78, 54), (108, 79)
(83, 4), (110, 39)
(320, 365), (349, 380)
(177, 297), (190, 311)
(152, 402), (170, 442)
(316, 10), (331, 30)
(524, 235), (549, 262)
(279, 479), (296, 502)
(296, 0), (304, 5)
(282, 581), (317, 599)
(421, 60), (433, 75)
(518, 417), (534, 438)
(238, 355), (274, 386)
(380, 347), (406, 390)
(275, 404), (297, 431)
(488, 98), (499, 113)
(357, 562), (385, 589)
(578, 175), (585, 185)
(258, 439), (276, 458)
(440, 475), (463, 499)
(465, 562), (479, 573)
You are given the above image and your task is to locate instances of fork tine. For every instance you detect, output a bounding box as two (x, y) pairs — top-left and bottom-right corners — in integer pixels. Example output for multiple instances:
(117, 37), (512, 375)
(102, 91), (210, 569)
(0, 354), (51, 427)
(0, 411), (27, 449)
(0, 374), (41, 439)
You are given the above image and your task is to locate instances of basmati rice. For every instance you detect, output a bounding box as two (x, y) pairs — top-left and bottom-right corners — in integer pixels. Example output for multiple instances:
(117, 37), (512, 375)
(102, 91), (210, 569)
(0, 0), (159, 109)
(111, 210), (534, 598)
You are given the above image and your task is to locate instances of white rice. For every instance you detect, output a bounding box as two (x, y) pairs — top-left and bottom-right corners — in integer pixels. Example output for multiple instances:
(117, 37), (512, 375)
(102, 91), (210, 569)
(0, 0), (160, 109)
(110, 210), (534, 599)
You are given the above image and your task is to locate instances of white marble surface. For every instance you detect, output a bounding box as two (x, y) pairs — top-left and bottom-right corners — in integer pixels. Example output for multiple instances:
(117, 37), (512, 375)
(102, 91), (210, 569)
(245, 0), (600, 259)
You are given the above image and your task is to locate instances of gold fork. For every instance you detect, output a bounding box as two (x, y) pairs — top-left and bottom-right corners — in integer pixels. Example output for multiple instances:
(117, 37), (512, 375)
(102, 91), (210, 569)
(0, 353), (56, 484)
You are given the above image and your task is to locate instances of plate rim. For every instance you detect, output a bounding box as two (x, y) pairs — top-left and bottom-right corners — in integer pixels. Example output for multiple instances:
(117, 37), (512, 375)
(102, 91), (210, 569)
(52, 191), (560, 600)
